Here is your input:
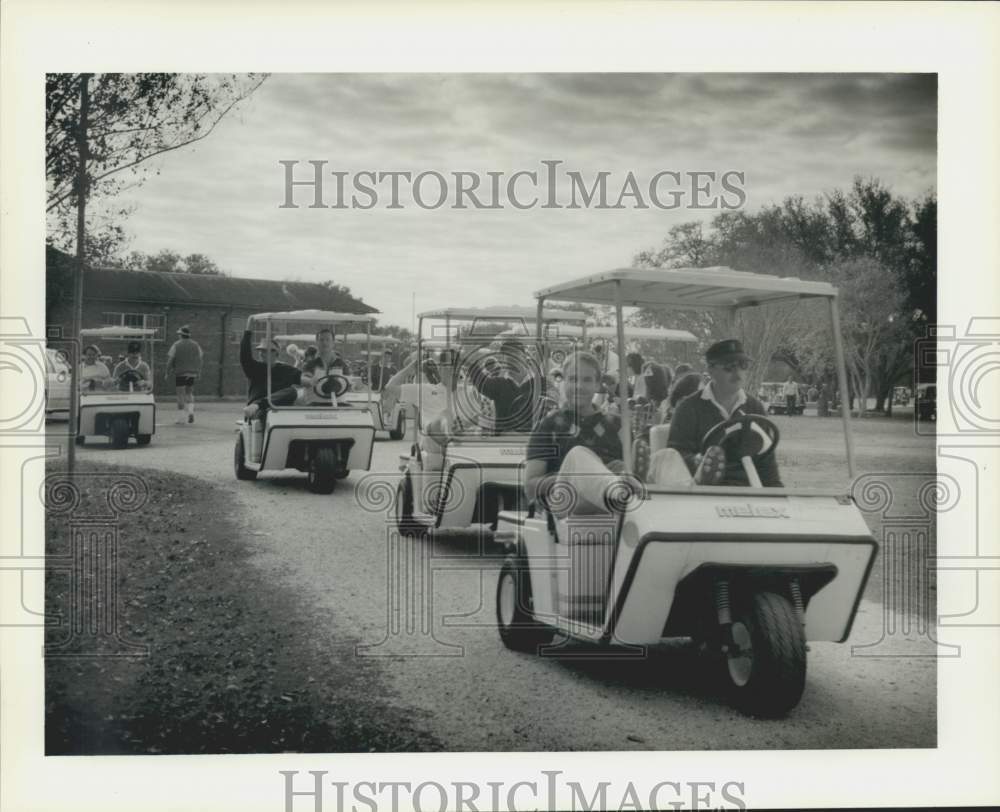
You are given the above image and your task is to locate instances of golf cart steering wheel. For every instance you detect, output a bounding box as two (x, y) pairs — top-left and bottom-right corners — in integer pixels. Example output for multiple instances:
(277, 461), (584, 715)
(313, 374), (350, 400)
(116, 369), (143, 391)
(701, 415), (780, 487)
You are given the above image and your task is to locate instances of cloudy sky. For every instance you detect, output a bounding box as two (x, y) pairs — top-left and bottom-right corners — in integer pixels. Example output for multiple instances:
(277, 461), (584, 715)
(114, 73), (936, 329)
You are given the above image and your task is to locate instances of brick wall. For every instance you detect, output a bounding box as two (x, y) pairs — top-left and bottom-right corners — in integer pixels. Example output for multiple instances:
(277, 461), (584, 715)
(48, 299), (255, 398)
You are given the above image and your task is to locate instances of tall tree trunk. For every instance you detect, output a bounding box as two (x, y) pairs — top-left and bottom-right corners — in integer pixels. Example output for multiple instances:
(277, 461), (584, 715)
(67, 73), (91, 474)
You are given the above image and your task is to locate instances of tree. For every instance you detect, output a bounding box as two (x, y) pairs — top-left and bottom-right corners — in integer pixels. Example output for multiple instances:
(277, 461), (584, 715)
(46, 73), (267, 257)
(631, 177), (936, 412)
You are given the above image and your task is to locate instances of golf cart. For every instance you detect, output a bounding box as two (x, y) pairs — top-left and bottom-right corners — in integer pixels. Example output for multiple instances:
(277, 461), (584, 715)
(76, 327), (157, 448)
(234, 311), (377, 493)
(394, 305), (585, 535)
(495, 267), (877, 717)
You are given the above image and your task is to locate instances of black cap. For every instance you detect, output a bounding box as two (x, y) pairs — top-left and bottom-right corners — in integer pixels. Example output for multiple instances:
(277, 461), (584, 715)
(705, 339), (751, 365)
(126, 341), (142, 354)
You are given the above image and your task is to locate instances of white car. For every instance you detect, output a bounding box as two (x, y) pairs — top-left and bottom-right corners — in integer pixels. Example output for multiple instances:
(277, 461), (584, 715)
(45, 348), (71, 416)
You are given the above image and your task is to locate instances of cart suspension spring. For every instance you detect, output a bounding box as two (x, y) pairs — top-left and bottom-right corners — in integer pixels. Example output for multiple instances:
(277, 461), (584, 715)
(789, 578), (805, 623)
(714, 580), (732, 627)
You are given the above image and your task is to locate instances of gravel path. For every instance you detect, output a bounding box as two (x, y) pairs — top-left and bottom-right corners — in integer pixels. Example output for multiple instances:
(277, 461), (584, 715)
(48, 404), (936, 750)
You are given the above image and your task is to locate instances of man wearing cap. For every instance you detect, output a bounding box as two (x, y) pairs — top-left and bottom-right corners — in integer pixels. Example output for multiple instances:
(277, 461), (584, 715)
(240, 329), (302, 413)
(667, 339), (782, 487)
(165, 325), (204, 425)
(112, 341), (151, 391)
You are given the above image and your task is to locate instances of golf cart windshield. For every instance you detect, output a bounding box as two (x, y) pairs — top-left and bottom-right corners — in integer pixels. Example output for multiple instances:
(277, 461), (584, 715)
(417, 306), (586, 437)
(534, 267), (854, 492)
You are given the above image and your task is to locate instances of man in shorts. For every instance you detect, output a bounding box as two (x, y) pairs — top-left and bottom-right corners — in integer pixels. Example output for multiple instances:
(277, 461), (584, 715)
(165, 325), (203, 425)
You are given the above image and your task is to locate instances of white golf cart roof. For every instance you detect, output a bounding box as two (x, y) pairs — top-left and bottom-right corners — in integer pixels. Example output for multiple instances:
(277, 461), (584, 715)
(558, 324), (698, 342)
(535, 267), (837, 310)
(418, 305), (587, 322)
(340, 333), (400, 344)
(80, 327), (157, 338)
(251, 309), (377, 323)
(274, 333), (399, 344)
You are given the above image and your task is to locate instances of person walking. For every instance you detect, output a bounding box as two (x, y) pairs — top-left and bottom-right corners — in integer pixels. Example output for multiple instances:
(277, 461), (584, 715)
(783, 375), (799, 416)
(165, 325), (203, 425)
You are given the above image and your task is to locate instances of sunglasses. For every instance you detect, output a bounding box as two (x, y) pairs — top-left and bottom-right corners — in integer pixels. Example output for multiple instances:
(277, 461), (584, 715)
(714, 359), (751, 372)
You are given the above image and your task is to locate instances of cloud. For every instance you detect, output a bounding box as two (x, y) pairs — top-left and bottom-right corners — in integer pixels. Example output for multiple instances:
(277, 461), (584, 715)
(112, 73), (937, 328)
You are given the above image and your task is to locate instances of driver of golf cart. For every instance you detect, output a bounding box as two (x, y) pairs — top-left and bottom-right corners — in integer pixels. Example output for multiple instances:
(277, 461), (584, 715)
(300, 327), (347, 405)
(666, 339), (783, 487)
(240, 330), (302, 417)
(111, 341), (152, 391)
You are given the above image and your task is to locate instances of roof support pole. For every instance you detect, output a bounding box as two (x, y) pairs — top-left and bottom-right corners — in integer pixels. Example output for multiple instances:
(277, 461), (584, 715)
(615, 280), (632, 473)
(829, 297), (856, 478)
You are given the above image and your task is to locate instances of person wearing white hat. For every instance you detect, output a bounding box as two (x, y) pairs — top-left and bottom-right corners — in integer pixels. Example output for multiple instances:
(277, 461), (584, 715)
(165, 325), (203, 425)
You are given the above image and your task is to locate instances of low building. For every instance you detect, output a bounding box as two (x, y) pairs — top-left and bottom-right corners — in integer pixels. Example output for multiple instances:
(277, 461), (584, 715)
(46, 247), (377, 397)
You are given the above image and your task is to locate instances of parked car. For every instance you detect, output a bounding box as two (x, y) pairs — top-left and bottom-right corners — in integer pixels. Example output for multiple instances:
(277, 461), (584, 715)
(45, 348), (71, 416)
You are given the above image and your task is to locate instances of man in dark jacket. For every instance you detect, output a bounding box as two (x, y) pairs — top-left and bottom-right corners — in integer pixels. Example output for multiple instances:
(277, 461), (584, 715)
(667, 339), (782, 487)
(467, 339), (541, 434)
(240, 330), (302, 411)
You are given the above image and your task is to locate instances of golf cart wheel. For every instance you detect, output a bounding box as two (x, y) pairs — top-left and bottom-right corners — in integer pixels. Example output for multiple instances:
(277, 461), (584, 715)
(109, 417), (131, 449)
(389, 411), (406, 441)
(394, 476), (427, 537)
(496, 557), (553, 653)
(136, 434), (152, 446)
(334, 467), (351, 480)
(725, 591), (806, 717)
(234, 434), (256, 481)
(307, 447), (337, 494)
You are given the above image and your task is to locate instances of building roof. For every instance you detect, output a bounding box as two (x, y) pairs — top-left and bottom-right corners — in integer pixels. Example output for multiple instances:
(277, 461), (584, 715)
(47, 246), (376, 314)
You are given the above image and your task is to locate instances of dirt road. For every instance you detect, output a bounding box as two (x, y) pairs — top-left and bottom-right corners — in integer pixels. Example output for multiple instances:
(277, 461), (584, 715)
(49, 404), (937, 750)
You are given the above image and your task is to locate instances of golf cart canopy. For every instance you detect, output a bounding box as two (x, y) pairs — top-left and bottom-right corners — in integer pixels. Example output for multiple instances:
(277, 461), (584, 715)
(560, 324), (698, 342)
(340, 333), (400, 344)
(418, 306), (587, 322)
(251, 310), (377, 323)
(80, 327), (158, 338)
(276, 333), (399, 344)
(535, 267), (837, 310)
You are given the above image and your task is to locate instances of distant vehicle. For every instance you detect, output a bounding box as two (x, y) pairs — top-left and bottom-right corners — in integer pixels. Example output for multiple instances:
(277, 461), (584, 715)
(45, 348), (71, 416)
(758, 382), (805, 415)
(236, 311), (378, 493)
(76, 327), (157, 448)
(915, 383), (936, 422)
